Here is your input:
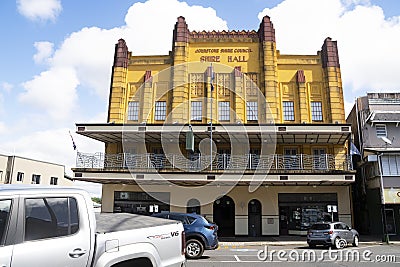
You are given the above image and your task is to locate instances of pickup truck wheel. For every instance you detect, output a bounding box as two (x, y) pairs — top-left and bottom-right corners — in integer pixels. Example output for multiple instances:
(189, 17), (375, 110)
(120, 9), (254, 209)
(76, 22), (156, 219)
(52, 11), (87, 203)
(186, 239), (204, 259)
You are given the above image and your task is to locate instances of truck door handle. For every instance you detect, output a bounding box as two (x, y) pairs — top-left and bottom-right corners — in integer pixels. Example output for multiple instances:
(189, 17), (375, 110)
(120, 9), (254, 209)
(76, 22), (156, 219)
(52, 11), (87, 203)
(69, 248), (87, 258)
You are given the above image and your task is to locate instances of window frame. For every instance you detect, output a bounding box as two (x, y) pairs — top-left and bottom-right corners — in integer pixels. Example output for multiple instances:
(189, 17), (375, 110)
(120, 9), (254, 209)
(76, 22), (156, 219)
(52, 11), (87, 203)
(375, 124), (387, 138)
(283, 101), (295, 121)
(311, 101), (323, 121)
(191, 101), (202, 121)
(16, 172), (24, 182)
(154, 101), (167, 121)
(127, 101), (139, 121)
(0, 199), (12, 246)
(50, 177), (58, 185)
(218, 101), (230, 122)
(31, 174), (41, 184)
(246, 101), (258, 121)
(23, 197), (80, 242)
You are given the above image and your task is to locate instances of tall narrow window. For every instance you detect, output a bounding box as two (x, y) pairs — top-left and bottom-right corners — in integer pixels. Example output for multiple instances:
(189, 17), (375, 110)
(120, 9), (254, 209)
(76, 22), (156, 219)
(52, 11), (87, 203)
(311, 101), (323, 121)
(31, 174), (41, 184)
(218, 101), (230, 121)
(154, 101), (166, 121)
(216, 73), (231, 96)
(17, 172), (24, 182)
(127, 101), (139, 121)
(50, 177), (58, 185)
(376, 124), (387, 137)
(247, 101), (258, 121)
(283, 101), (295, 121)
(191, 101), (202, 121)
(0, 170), (2, 182)
(189, 73), (205, 96)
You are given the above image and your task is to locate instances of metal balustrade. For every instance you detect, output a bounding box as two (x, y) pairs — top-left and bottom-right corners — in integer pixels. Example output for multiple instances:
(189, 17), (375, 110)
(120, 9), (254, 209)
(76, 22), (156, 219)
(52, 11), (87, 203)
(76, 152), (352, 172)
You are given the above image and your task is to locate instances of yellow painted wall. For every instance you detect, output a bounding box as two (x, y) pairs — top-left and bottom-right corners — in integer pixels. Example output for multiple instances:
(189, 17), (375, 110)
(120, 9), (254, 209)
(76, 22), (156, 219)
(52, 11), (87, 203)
(107, 38), (345, 125)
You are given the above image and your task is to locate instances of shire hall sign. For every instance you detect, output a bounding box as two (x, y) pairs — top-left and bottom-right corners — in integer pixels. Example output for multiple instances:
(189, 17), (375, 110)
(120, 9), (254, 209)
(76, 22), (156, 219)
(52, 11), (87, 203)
(194, 47), (254, 62)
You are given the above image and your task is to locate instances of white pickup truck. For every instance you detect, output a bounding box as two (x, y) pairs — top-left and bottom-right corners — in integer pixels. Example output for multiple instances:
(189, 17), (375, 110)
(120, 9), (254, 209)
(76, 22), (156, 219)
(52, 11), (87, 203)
(0, 185), (186, 267)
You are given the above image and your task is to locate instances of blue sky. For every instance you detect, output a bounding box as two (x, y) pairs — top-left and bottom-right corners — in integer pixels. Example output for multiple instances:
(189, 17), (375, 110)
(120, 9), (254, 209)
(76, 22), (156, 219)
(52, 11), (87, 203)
(1, 0), (400, 196)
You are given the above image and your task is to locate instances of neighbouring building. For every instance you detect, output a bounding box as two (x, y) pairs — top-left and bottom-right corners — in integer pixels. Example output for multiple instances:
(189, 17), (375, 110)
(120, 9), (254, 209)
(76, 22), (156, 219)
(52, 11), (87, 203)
(0, 154), (73, 186)
(347, 93), (400, 240)
(72, 15), (355, 236)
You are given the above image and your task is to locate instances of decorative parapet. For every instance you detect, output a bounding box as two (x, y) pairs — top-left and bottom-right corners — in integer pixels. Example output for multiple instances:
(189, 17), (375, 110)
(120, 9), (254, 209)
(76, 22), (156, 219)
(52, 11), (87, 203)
(190, 30), (259, 40)
(113, 39), (129, 68)
(321, 37), (340, 68)
(173, 16), (189, 43)
(297, 70), (306, 83)
(258, 15), (276, 42)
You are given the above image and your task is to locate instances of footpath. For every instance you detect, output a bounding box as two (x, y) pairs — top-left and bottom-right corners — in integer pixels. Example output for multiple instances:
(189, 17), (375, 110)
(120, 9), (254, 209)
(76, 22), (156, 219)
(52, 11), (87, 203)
(219, 235), (400, 247)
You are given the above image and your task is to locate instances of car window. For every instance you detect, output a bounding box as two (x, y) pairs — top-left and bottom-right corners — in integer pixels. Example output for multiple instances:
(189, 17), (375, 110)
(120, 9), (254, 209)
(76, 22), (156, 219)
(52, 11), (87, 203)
(0, 199), (12, 245)
(187, 216), (197, 224)
(343, 224), (350, 230)
(310, 223), (330, 230)
(24, 197), (79, 241)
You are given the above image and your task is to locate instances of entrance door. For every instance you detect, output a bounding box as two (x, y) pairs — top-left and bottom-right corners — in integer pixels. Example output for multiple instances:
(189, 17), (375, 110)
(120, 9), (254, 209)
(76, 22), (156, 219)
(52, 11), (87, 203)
(279, 206), (289, 235)
(313, 148), (327, 170)
(213, 196), (235, 237)
(284, 148), (298, 169)
(248, 199), (261, 237)
(248, 148), (260, 169)
(217, 149), (231, 170)
(151, 147), (165, 169)
(385, 209), (397, 235)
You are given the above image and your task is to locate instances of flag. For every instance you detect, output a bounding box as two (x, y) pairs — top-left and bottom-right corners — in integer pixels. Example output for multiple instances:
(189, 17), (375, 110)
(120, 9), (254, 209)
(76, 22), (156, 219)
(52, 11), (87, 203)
(210, 64), (214, 91)
(350, 142), (361, 155)
(69, 131), (77, 150)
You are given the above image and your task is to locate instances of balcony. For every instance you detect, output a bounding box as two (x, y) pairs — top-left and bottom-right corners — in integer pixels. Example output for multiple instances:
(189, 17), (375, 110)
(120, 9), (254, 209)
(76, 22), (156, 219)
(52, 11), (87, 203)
(75, 152), (352, 173)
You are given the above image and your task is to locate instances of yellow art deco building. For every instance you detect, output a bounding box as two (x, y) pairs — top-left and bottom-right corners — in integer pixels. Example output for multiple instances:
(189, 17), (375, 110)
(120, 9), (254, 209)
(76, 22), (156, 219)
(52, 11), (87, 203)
(73, 16), (355, 236)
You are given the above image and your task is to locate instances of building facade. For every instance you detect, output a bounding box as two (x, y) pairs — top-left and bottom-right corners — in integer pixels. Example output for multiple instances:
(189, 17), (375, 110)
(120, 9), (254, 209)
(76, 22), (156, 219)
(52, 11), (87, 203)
(73, 16), (355, 236)
(347, 93), (400, 240)
(0, 154), (73, 186)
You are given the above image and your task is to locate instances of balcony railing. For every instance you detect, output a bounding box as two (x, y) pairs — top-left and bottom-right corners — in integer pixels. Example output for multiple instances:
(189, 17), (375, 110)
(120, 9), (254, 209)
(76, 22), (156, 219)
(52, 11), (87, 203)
(76, 152), (352, 172)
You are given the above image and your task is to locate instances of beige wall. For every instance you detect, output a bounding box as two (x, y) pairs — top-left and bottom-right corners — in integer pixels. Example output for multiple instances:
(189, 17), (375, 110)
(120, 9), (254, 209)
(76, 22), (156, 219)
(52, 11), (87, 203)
(102, 183), (352, 235)
(0, 155), (8, 184)
(7, 156), (72, 186)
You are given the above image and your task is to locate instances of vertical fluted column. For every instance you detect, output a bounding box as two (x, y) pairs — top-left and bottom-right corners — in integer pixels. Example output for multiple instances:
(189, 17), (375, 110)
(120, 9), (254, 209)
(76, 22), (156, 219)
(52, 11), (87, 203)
(108, 39), (129, 123)
(321, 38), (345, 123)
(171, 16), (189, 123)
(258, 16), (279, 123)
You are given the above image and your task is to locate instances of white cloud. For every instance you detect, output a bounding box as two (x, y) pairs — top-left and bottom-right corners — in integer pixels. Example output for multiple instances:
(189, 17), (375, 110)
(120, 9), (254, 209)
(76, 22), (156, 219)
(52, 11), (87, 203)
(33, 41), (54, 64)
(19, 0), (227, 119)
(19, 67), (79, 120)
(1, 82), (13, 92)
(258, 0), (400, 113)
(124, 0), (227, 55)
(17, 0), (62, 22)
(2, 127), (103, 173)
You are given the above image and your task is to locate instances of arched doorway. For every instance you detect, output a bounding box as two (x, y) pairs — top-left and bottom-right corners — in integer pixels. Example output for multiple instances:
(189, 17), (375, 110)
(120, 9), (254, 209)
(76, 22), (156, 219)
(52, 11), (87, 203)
(248, 199), (262, 237)
(186, 198), (200, 214)
(213, 196), (235, 237)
